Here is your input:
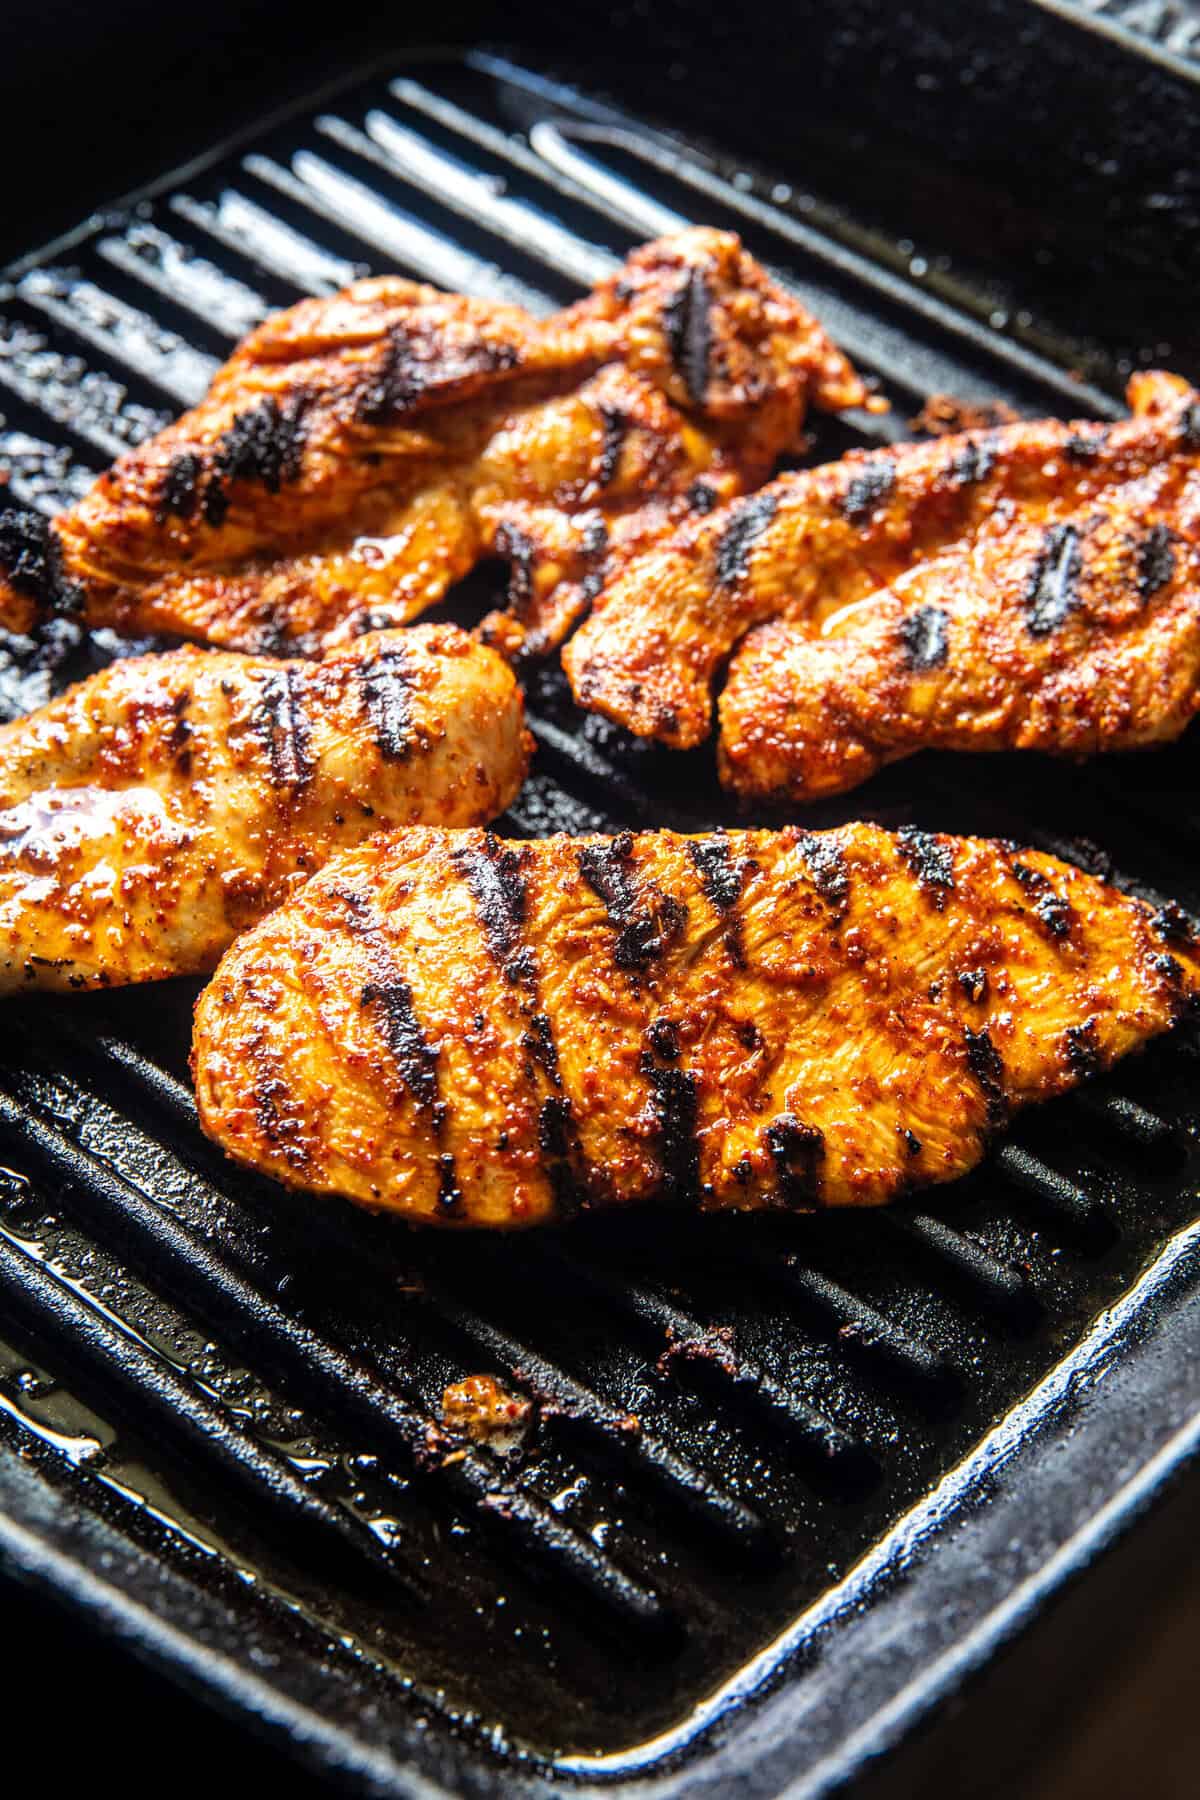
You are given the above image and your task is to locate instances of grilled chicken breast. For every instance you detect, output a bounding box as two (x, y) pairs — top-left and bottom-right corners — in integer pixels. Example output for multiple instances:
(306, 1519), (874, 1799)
(192, 823), (1199, 1228)
(0, 231), (864, 659)
(563, 370), (1200, 759)
(0, 624), (527, 992)
(720, 496), (1200, 798)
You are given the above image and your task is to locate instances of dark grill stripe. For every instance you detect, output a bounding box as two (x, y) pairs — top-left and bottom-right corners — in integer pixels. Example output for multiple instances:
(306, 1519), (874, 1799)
(336, 885), (458, 1212)
(214, 395), (307, 492)
(203, 395), (309, 527)
(688, 833), (754, 967)
(579, 516), (610, 607)
(577, 836), (703, 1195)
(578, 834), (687, 973)
(1025, 523), (1082, 637)
(899, 604), (950, 671)
(897, 827), (955, 909)
(577, 834), (703, 1199)
(641, 1055), (700, 1204)
(596, 405), (628, 489)
(841, 458), (896, 523)
(253, 1060), (313, 1172)
(765, 1114), (825, 1207)
(662, 266), (713, 408)
(688, 833), (751, 913)
(948, 438), (996, 486)
(437, 1154), (464, 1213)
(360, 977), (443, 1124)
(1152, 900), (1198, 946)
(525, 1013), (561, 1082)
(255, 667), (314, 790)
(457, 837), (584, 1210)
(714, 493), (778, 586)
(495, 521), (538, 619)
(1064, 428), (1107, 463)
(1063, 1017), (1101, 1078)
(577, 831), (639, 923)
(156, 452), (203, 522)
(359, 646), (416, 761)
(456, 833), (530, 966)
(964, 1025), (1007, 1124)
(795, 832), (851, 914)
(1135, 523), (1177, 599)
(0, 509), (80, 614)
(356, 327), (520, 424)
(1010, 859), (1073, 940)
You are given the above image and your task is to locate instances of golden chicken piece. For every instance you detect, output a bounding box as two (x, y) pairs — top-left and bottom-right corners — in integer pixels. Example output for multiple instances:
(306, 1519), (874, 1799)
(720, 497), (1200, 799)
(192, 823), (1199, 1228)
(0, 624), (527, 992)
(0, 231), (865, 658)
(563, 369), (1200, 751)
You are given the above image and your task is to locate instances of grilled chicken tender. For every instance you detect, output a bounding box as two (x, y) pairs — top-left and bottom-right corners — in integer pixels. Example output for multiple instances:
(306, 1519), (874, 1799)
(0, 624), (527, 992)
(192, 823), (1199, 1228)
(564, 370), (1200, 757)
(0, 231), (865, 658)
(721, 497), (1200, 798)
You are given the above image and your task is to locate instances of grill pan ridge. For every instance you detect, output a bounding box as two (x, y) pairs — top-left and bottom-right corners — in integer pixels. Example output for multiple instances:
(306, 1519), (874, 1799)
(0, 35), (1199, 1800)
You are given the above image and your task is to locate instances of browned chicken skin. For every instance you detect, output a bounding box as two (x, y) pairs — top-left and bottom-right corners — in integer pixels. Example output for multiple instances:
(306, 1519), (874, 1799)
(563, 371), (1200, 788)
(0, 231), (864, 658)
(0, 624), (527, 992)
(192, 824), (1199, 1228)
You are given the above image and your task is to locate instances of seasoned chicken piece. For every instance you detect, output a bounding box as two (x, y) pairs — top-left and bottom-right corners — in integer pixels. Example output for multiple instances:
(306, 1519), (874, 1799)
(192, 823), (1199, 1228)
(0, 231), (865, 658)
(564, 369), (1200, 750)
(720, 498), (1200, 799)
(0, 624), (527, 992)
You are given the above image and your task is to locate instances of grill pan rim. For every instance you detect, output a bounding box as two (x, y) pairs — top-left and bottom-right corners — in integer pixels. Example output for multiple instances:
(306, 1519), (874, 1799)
(2, 14), (1200, 1795)
(1029, 0), (1200, 89)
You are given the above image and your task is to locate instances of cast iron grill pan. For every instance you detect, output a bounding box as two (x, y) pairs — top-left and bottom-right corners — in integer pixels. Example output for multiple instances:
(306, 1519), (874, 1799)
(0, 47), (1199, 1798)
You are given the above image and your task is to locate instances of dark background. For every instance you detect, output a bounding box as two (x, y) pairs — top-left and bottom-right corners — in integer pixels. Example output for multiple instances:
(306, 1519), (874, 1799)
(4, 0), (396, 258)
(5, 0), (1200, 367)
(3, 2), (1200, 1793)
